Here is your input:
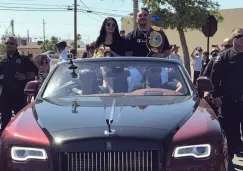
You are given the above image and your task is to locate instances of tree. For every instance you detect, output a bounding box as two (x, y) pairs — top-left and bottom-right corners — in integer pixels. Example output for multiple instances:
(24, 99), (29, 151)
(0, 44), (4, 54)
(41, 36), (59, 52)
(142, 0), (223, 74)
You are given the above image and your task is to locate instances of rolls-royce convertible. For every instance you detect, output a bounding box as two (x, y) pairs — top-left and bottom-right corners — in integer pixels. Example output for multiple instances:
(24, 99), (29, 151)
(0, 57), (228, 171)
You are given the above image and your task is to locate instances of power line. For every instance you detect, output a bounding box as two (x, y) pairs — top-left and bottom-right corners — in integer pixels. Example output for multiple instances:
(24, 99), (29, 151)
(79, 0), (102, 21)
(0, 6), (125, 17)
(0, 1), (131, 12)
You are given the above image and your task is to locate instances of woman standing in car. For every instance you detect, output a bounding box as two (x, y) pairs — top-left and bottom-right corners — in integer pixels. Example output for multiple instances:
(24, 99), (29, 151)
(93, 17), (126, 57)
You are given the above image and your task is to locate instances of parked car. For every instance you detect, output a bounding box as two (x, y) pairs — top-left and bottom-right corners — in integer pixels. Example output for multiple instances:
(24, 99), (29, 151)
(0, 57), (228, 171)
(43, 51), (59, 59)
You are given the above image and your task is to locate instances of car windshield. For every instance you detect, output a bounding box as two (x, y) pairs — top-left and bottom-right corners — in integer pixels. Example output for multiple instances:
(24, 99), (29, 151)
(42, 60), (190, 99)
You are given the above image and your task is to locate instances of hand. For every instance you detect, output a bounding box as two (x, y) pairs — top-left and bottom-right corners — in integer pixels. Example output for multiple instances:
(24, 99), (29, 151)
(15, 72), (27, 80)
(0, 87), (2, 96)
(104, 47), (111, 52)
(26, 72), (35, 80)
(213, 97), (222, 107)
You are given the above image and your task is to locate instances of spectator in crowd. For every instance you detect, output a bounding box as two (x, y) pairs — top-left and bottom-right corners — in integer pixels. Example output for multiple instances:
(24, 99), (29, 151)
(168, 44), (182, 63)
(191, 47), (203, 85)
(221, 37), (233, 51)
(82, 41), (96, 58)
(38, 55), (50, 85)
(69, 48), (77, 59)
(200, 51), (210, 75)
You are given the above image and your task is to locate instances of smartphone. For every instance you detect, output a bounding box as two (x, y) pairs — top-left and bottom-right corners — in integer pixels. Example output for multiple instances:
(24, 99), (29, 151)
(212, 45), (217, 47)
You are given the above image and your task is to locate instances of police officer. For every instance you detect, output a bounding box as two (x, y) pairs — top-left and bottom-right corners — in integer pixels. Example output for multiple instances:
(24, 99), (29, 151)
(0, 37), (38, 132)
(211, 28), (243, 158)
(56, 41), (68, 62)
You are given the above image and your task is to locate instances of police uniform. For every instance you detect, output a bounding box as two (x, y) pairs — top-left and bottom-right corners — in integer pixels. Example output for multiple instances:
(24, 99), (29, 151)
(211, 47), (243, 155)
(0, 52), (38, 131)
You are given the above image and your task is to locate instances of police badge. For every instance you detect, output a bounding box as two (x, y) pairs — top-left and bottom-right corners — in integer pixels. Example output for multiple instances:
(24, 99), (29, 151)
(146, 26), (165, 57)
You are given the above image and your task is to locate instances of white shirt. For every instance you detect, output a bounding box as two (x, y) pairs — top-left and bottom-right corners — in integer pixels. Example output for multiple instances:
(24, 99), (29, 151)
(46, 54), (52, 66)
(58, 49), (68, 62)
(168, 52), (182, 63)
(193, 55), (203, 72)
(127, 66), (169, 92)
(127, 67), (143, 92)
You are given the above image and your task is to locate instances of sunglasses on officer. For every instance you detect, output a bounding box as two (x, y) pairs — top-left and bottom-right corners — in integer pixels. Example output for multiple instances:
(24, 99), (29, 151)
(5, 42), (15, 45)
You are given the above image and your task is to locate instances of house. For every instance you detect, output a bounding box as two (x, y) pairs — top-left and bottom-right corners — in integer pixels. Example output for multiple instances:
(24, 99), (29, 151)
(18, 42), (42, 57)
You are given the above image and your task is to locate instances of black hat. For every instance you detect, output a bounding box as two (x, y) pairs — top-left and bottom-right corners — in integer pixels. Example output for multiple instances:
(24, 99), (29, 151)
(56, 41), (67, 48)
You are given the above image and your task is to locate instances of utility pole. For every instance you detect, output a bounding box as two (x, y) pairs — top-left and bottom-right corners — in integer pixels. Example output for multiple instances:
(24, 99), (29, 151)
(74, 0), (78, 51)
(11, 20), (15, 36)
(43, 19), (46, 41)
(27, 29), (29, 43)
(133, 0), (138, 29)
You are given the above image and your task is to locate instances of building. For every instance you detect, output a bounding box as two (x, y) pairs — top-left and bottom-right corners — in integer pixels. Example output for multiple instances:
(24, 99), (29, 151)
(121, 8), (243, 55)
(18, 42), (42, 57)
(1, 36), (32, 46)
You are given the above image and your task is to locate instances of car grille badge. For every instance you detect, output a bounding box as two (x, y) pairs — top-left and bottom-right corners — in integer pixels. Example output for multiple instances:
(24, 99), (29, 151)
(104, 99), (116, 136)
(106, 141), (112, 151)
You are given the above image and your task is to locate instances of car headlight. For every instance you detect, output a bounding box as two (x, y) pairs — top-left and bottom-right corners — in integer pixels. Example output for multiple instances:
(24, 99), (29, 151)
(11, 147), (48, 161)
(174, 144), (211, 158)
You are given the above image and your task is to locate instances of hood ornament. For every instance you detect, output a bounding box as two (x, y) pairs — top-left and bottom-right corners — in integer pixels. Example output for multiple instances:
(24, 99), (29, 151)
(72, 101), (80, 113)
(104, 99), (116, 135)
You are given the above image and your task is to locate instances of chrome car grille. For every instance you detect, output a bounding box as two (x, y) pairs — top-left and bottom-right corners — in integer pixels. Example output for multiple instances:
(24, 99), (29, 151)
(62, 151), (159, 171)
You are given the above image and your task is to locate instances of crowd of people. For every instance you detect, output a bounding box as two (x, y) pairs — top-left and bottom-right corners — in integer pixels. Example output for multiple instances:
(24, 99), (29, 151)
(0, 7), (243, 164)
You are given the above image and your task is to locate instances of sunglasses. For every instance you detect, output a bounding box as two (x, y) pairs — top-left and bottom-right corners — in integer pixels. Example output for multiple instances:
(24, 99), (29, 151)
(138, 14), (148, 18)
(106, 23), (116, 28)
(5, 42), (15, 45)
(234, 34), (243, 39)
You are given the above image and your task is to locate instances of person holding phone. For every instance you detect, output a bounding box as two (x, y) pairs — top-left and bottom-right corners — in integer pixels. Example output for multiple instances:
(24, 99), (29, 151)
(190, 47), (203, 85)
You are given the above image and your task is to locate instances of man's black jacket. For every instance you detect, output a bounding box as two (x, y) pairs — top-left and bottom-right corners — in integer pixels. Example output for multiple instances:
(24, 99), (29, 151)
(207, 47), (243, 98)
(0, 52), (38, 94)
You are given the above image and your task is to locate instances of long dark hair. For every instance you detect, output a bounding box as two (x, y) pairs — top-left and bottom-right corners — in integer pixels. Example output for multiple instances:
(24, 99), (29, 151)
(41, 56), (48, 65)
(95, 17), (121, 49)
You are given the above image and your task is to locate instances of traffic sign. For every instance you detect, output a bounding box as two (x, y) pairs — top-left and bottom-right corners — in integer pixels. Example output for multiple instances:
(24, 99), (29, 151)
(202, 15), (218, 37)
(151, 16), (160, 22)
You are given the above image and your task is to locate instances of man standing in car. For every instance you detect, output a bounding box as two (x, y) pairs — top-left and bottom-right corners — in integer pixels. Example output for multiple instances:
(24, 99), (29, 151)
(0, 37), (38, 132)
(126, 8), (171, 58)
(211, 28), (243, 158)
(56, 41), (68, 62)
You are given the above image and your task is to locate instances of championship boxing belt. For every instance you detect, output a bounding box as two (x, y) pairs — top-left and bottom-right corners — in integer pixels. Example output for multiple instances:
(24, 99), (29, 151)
(146, 26), (165, 57)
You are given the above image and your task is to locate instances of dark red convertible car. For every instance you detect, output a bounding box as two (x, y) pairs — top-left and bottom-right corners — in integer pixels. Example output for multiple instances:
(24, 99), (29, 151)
(0, 57), (228, 171)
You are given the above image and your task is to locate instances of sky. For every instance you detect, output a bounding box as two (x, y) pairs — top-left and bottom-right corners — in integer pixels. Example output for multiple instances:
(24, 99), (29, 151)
(0, 0), (241, 43)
